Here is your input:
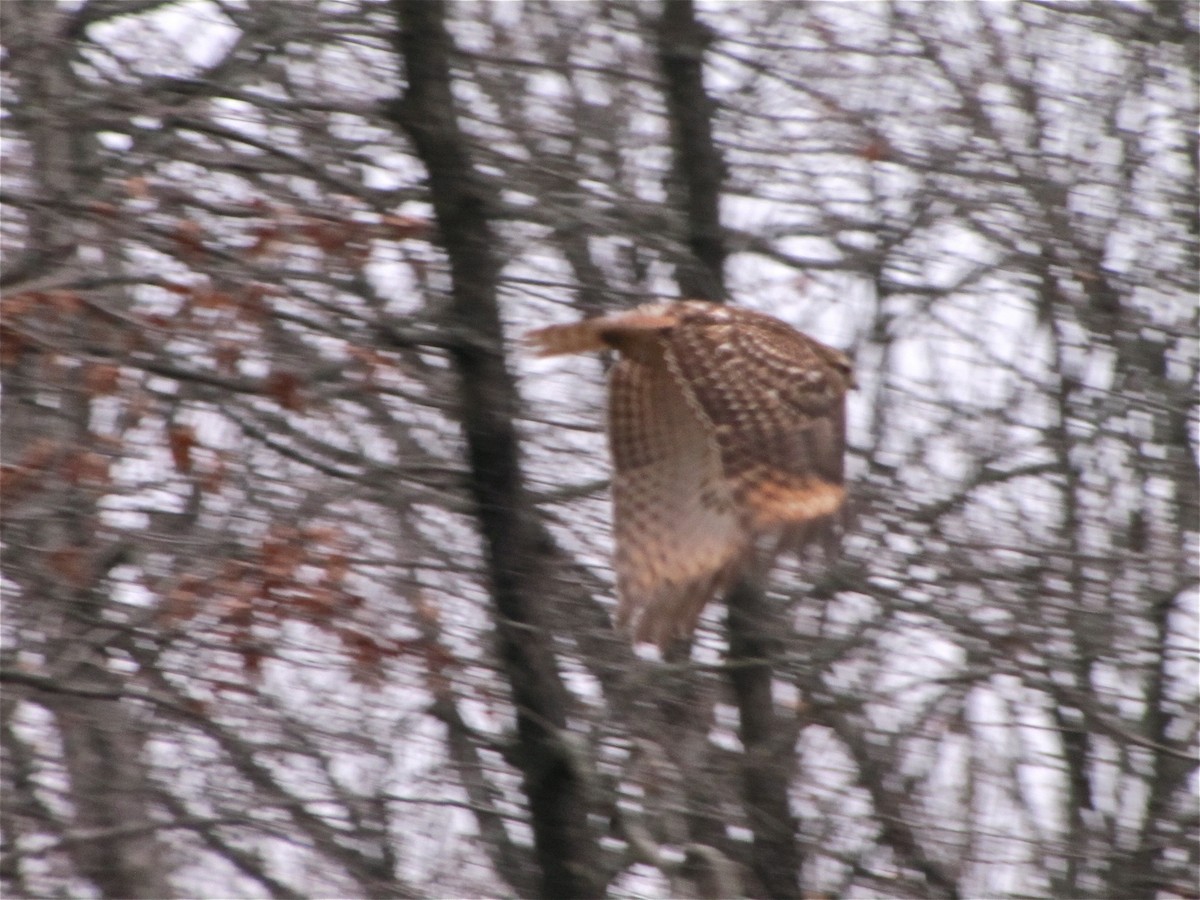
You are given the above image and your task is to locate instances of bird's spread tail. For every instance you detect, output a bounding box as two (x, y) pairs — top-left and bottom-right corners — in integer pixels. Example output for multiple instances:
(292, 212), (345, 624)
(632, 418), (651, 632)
(525, 321), (611, 357)
(526, 311), (678, 357)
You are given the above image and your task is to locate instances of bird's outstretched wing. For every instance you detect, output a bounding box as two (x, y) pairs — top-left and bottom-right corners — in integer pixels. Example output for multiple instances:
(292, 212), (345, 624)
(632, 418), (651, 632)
(664, 305), (849, 534)
(608, 350), (746, 648)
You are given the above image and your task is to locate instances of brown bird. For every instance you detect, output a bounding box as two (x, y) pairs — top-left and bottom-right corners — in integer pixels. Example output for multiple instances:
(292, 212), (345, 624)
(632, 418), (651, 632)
(527, 301), (852, 649)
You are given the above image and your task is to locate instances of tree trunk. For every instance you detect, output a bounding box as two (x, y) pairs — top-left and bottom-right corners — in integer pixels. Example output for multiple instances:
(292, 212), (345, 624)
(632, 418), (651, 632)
(387, 3), (602, 897)
(656, 3), (802, 896)
(2, 5), (175, 896)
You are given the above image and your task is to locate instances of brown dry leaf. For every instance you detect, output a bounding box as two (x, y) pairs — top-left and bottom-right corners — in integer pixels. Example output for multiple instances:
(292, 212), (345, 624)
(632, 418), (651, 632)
(63, 450), (110, 487)
(217, 596), (254, 628)
(300, 218), (349, 254)
(339, 628), (387, 685)
(83, 362), (121, 396)
(247, 224), (281, 258)
(412, 589), (440, 626)
(88, 201), (119, 218)
(348, 345), (390, 388)
(214, 340), (242, 374)
(192, 289), (236, 310)
(297, 586), (340, 622)
(2, 292), (42, 318)
(422, 640), (456, 675)
(0, 326), (28, 369)
(303, 525), (339, 545)
(160, 575), (204, 625)
(324, 552), (350, 586)
(0, 466), (21, 498)
(124, 176), (151, 199)
(1, 438), (60, 499)
(263, 370), (303, 411)
(240, 645), (264, 680)
(45, 291), (83, 315)
(172, 219), (206, 259)
(168, 424), (197, 473)
(199, 452), (227, 493)
(48, 545), (92, 588)
(260, 526), (305, 592)
(140, 312), (174, 330)
(380, 213), (429, 241)
(861, 136), (892, 163)
(16, 438), (60, 472)
(182, 696), (209, 717)
(238, 284), (271, 322)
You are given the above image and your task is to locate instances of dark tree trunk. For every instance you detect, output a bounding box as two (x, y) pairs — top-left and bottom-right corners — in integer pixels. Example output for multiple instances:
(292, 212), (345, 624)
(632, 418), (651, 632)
(387, 3), (602, 897)
(1, 6), (176, 897)
(725, 580), (802, 900)
(657, 0), (728, 302)
(656, 3), (802, 897)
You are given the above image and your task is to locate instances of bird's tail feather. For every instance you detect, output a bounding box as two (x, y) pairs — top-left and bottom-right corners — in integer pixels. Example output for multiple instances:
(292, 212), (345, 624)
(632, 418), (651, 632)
(525, 321), (610, 357)
(526, 312), (678, 357)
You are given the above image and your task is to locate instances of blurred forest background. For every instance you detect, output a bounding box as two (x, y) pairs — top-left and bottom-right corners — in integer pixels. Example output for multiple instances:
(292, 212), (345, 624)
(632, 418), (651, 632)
(2, 1), (1196, 898)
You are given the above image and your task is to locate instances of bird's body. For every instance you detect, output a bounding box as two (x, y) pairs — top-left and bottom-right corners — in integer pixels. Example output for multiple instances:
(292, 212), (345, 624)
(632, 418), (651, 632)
(528, 301), (852, 649)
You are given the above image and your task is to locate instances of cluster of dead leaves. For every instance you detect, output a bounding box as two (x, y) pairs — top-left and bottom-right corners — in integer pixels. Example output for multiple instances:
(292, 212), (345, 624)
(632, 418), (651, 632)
(0, 436), (116, 505)
(248, 210), (429, 265)
(159, 524), (442, 687)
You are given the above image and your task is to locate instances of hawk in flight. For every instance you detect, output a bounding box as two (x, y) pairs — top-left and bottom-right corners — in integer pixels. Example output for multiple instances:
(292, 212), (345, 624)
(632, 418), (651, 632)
(528, 301), (852, 649)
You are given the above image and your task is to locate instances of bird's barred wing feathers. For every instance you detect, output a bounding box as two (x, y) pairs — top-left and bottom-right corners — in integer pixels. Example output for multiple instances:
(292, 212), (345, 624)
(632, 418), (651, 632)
(664, 307), (848, 532)
(607, 354), (745, 648)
